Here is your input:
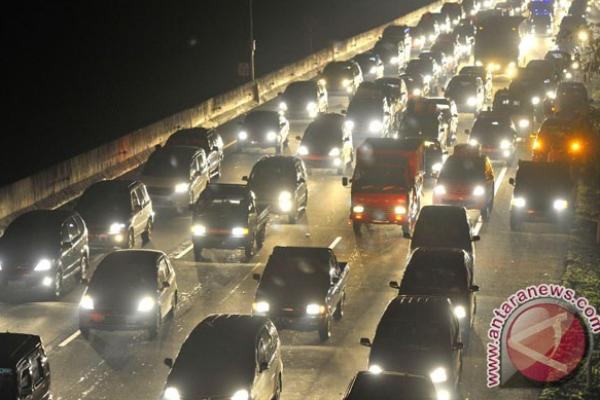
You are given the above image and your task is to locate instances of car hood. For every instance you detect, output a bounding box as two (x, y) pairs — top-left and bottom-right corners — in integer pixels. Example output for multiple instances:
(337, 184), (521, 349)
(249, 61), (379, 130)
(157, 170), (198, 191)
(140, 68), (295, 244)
(369, 345), (453, 376)
(166, 367), (253, 399)
(0, 238), (59, 268)
(77, 208), (130, 231)
(193, 210), (246, 229)
(256, 284), (328, 309)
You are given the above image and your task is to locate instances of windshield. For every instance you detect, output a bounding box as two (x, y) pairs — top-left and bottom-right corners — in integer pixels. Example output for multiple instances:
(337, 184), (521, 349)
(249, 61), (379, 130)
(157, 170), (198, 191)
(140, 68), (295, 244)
(196, 195), (246, 213)
(558, 86), (587, 102)
(472, 117), (513, 141)
(353, 166), (409, 188)
(78, 187), (131, 215)
(245, 112), (278, 127)
(460, 67), (483, 78)
(323, 63), (352, 79)
(166, 133), (209, 149)
(3, 215), (58, 245)
(143, 152), (189, 178)
(376, 320), (450, 350)
(406, 61), (431, 76)
(303, 122), (342, 149)
(284, 82), (315, 99)
(401, 264), (466, 294)
(439, 157), (485, 180)
(447, 77), (476, 93)
(260, 255), (330, 298)
(249, 161), (295, 189)
(516, 167), (572, 192)
(347, 100), (383, 119)
(90, 261), (156, 291)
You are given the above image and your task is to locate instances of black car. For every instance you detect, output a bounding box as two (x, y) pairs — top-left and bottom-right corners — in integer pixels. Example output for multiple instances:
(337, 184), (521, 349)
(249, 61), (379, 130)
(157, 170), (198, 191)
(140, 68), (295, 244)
(237, 111), (290, 154)
(372, 39), (402, 74)
(509, 77), (546, 117)
(400, 73), (428, 97)
(391, 247), (478, 341)
(278, 80), (328, 119)
(165, 128), (224, 179)
(468, 110), (517, 164)
(353, 51), (384, 81)
(492, 88), (534, 136)
(79, 250), (178, 339)
(509, 161), (575, 231)
(381, 24), (412, 61)
(297, 113), (354, 174)
(252, 246), (349, 342)
(0, 209), (89, 298)
(420, 49), (453, 76)
(360, 295), (463, 396)
(544, 50), (575, 77)
(76, 180), (154, 249)
(405, 59), (438, 90)
(321, 60), (363, 96)
(445, 74), (484, 114)
(161, 314), (283, 400)
(441, 2), (464, 26)
(191, 183), (269, 261)
(405, 205), (479, 256)
(524, 59), (560, 93)
(244, 156), (308, 224)
(0, 333), (51, 400)
(343, 371), (439, 400)
(528, 13), (553, 37)
(345, 89), (393, 140)
(555, 81), (589, 117)
(398, 98), (451, 149)
(459, 65), (493, 102)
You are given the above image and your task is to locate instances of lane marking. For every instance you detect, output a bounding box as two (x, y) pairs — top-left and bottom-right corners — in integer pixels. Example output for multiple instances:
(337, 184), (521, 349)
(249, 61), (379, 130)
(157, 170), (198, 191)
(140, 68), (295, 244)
(473, 165), (508, 236)
(328, 236), (342, 249)
(58, 330), (81, 348)
(174, 242), (194, 259)
(220, 262), (262, 305)
(223, 139), (238, 150)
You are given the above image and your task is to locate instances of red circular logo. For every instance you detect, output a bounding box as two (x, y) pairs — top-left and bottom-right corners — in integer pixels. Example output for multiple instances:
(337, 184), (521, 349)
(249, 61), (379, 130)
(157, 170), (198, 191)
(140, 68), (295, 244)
(506, 303), (588, 383)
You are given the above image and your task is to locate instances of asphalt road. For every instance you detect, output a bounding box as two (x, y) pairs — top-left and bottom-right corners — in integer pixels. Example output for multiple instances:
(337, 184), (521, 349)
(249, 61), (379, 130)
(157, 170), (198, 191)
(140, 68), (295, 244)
(0, 19), (573, 400)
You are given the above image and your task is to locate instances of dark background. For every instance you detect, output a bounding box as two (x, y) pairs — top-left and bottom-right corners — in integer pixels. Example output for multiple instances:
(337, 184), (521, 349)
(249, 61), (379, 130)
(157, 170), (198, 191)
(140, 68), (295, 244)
(2, 0), (431, 185)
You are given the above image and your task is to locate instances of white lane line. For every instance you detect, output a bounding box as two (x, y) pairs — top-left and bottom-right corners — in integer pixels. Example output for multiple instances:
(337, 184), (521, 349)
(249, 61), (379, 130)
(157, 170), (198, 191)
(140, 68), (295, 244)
(223, 139), (238, 150)
(473, 165), (508, 236)
(328, 236), (342, 249)
(220, 262), (262, 305)
(58, 330), (81, 348)
(174, 242), (194, 259)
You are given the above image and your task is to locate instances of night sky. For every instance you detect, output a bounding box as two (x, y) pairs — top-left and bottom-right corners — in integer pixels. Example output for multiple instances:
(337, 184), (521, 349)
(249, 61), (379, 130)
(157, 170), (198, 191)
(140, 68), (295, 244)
(3, 0), (430, 185)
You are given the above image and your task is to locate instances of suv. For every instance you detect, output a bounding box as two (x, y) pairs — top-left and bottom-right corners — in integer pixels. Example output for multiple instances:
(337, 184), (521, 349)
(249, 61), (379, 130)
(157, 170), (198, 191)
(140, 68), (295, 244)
(321, 60), (363, 96)
(76, 180), (154, 249)
(165, 128), (224, 179)
(0, 333), (51, 400)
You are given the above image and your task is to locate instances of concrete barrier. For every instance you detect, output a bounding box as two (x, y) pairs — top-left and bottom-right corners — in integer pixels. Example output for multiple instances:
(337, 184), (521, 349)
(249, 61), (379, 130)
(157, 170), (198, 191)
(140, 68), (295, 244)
(0, 0), (445, 227)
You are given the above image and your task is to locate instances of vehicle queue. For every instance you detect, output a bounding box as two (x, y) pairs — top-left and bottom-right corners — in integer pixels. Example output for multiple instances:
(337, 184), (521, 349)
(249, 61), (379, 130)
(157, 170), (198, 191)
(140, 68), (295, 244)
(0, 0), (597, 399)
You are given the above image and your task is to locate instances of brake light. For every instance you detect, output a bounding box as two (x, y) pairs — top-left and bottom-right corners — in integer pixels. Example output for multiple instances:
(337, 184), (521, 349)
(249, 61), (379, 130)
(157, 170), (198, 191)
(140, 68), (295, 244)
(532, 139), (542, 151)
(570, 141), (582, 152)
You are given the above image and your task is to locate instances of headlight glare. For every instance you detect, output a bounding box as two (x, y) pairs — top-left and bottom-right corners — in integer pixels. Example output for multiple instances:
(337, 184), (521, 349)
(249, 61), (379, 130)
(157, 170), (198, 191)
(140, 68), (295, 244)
(266, 131), (278, 142)
(394, 205), (407, 215)
(278, 191), (293, 212)
(467, 96), (477, 106)
(191, 224), (207, 236)
(369, 364), (383, 374)
(329, 147), (341, 157)
(500, 139), (511, 149)
(473, 185), (485, 196)
(80, 295), (94, 310)
(553, 199), (568, 211)
(238, 130), (248, 141)
(298, 145), (309, 156)
(512, 197), (526, 208)
(454, 305), (467, 319)
(434, 185), (446, 195)
(175, 183), (189, 193)
(344, 120), (355, 131)
(531, 96), (540, 105)
(369, 120), (383, 133)
(430, 367), (448, 383)
(253, 301), (270, 313)
(353, 205), (365, 213)
(137, 296), (156, 312)
(34, 259), (52, 272)
(231, 389), (249, 400)
(109, 222), (126, 235)
(518, 119), (530, 128)
(163, 387), (181, 400)
(432, 162), (443, 172)
(231, 227), (249, 237)
(278, 101), (288, 111)
(469, 138), (479, 147)
(306, 303), (325, 315)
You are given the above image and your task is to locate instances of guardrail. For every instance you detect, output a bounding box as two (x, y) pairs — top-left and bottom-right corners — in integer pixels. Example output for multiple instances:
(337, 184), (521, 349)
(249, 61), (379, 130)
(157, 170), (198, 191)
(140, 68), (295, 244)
(0, 0), (444, 226)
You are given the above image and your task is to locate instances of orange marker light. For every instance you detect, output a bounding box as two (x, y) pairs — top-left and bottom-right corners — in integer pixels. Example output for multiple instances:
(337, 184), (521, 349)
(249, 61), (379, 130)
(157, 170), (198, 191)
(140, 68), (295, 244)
(532, 139), (542, 150)
(570, 141), (581, 152)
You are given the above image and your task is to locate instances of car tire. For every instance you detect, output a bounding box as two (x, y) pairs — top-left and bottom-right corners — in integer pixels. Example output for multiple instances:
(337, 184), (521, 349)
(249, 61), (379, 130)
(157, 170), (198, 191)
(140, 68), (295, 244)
(275, 143), (282, 155)
(127, 229), (135, 249)
(148, 311), (161, 340)
(333, 293), (345, 321)
(352, 221), (362, 236)
(272, 373), (282, 400)
(256, 226), (266, 249)
(318, 316), (332, 342)
(168, 292), (178, 319)
(193, 246), (203, 262)
(80, 327), (90, 340)
(79, 256), (89, 281)
(244, 237), (255, 260)
(510, 214), (522, 231)
(141, 219), (152, 245)
(53, 269), (64, 299)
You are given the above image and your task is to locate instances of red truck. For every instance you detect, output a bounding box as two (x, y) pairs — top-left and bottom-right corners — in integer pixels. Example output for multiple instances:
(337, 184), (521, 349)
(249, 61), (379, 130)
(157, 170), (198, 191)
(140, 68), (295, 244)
(342, 138), (425, 236)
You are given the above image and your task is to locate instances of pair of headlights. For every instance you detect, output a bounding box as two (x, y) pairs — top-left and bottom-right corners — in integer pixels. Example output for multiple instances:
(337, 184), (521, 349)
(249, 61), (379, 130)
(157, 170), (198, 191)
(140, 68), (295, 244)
(512, 197), (569, 211)
(352, 205), (406, 215)
(191, 225), (249, 237)
(163, 387), (248, 400)
(298, 146), (340, 157)
(80, 294), (155, 312)
(434, 185), (485, 196)
(253, 301), (325, 315)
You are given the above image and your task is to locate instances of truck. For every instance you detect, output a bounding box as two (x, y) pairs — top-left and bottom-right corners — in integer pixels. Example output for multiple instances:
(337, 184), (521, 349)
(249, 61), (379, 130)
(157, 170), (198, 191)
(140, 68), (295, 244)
(474, 16), (523, 76)
(342, 138), (425, 236)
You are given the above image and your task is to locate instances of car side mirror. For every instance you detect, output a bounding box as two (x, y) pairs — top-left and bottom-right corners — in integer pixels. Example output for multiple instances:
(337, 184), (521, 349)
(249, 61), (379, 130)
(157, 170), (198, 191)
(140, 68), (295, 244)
(471, 235), (480, 242)
(509, 177), (515, 186)
(389, 280), (400, 289)
(212, 146), (219, 152)
(403, 232), (412, 239)
(342, 177), (349, 186)
(252, 273), (261, 281)
(296, 136), (302, 141)
(242, 176), (249, 182)
(470, 285), (480, 292)
(164, 358), (174, 369)
(360, 338), (372, 347)
(162, 281), (171, 289)
(259, 361), (269, 373)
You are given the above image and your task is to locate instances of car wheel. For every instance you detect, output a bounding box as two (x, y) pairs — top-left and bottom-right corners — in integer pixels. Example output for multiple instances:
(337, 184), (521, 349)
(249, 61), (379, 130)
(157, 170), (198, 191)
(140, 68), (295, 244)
(244, 237), (255, 260)
(318, 317), (332, 342)
(141, 219), (152, 245)
(256, 227), (266, 249)
(53, 269), (64, 299)
(510, 214), (522, 231)
(127, 229), (135, 249)
(352, 221), (362, 236)
(148, 311), (161, 340)
(333, 293), (345, 321)
(193, 246), (203, 261)
(272, 373), (282, 400)
(80, 327), (90, 340)
(79, 256), (89, 281)
(480, 206), (490, 222)
(168, 292), (178, 319)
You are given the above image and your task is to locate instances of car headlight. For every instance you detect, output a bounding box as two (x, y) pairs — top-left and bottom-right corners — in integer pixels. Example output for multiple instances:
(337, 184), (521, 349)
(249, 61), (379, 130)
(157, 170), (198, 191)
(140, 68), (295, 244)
(80, 294), (94, 310)
(414, 37), (424, 46)
(531, 96), (540, 105)
(428, 33), (436, 42)
(266, 131), (278, 141)
(238, 130), (248, 141)
(432, 162), (443, 172)
(231, 389), (249, 400)
(467, 96), (477, 106)
(318, 78), (327, 86)
(565, 71), (573, 79)
(278, 191), (293, 212)
(306, 101), (317, 111)
(175, 183), (189, 193)
(500, 139), (511, 149)
(109, 222), (126, 235)
(512, 197), (526, 208)
(353, 205), (365, 213)
(578, 30), (589, 42)
(437, 389), (451, 400)
(306, 304), (325, 315)
(344, 120), (355, 131)
(191, 224), (207, 236)
(473, 185), (485, 196)
(0, 262), (3, 271)
(34, 259), (52, 272)
(298, 145), (309, 156)
(571, 61), (580, 70)
(279, 101), (288, 111)
(137, 296), (156, 312)
(369, 66), (378, 74)
(469, 138), (479, 146)
(413, 88), (422, 96)
(423, 74), (432, 83)
(434, 185), (446, 195)
(390, 56), (400, 65)
(369, 120), (383, 133)
(163, 387), (181, 400)
(518, 118), (530, 129)
(553, 199), (568, 211)
(394, 205), (407, 215)
(231, 227), (249, 237)
(430, 367), (448, 383)
(253, 301), (270, 313)
(342, 78), (352, 87)
(329, 147), (341, 157)
(369, 364), (383, 374)
(454, 305), (467, 319)
(546, 90), (556, 100)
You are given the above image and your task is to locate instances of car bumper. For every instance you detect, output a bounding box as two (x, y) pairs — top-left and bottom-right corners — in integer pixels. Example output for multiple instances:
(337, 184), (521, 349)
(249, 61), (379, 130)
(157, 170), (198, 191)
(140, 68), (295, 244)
(350, 211), (407, 224)
(434, 195), (487, 210)
(88, 232), (128, 248)
(302, 156), (344, 170)
(0, 273), (54, 292)
(511, 208), (574, 223)
(258, 313), (326, 331)
(192, 235), (250, 250)
(79, 311), (155, 331)
(480, 147), (514, 160)
(149, 193), (189, 208)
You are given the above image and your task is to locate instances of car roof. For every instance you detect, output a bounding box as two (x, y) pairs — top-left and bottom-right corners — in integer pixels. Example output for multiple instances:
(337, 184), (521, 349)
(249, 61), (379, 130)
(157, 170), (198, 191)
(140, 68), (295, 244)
(359, 137), (423, 152)
(0, 333), (41, 368)
(381, 295), (453, 321)
(255, 155), (298, 166)
(169, 127), (211, 138)
(13, 209), (75, 226)
(419, 204), (467, 218)
(100, 249), (164, 266)
(152, 145), (201, 160)
(202, 183), (249, 198)
(87, 179), (139, 193)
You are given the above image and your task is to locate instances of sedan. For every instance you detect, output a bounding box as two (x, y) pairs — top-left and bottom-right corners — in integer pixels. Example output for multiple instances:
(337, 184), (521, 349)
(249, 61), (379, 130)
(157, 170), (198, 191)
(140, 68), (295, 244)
(237, 110), (290, 154)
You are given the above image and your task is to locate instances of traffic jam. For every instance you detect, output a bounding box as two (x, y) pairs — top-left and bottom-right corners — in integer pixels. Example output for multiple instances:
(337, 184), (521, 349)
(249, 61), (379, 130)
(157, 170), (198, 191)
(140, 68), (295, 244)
(0, 0), (597, 399)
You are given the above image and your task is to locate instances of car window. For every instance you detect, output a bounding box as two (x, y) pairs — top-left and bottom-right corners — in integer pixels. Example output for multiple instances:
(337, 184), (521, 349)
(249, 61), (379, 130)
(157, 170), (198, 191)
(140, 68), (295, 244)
(134, 186), (147, 206)
(158, 259), (168, 283)
(61, 217), (79, 242)
(19, 369), (32, 395)
(31, 353), (44, 385)
(131, 190), (142, 210)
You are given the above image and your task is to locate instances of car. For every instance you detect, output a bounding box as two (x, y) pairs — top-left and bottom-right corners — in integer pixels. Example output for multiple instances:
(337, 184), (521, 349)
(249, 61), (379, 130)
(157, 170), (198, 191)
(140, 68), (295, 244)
(164, 127), (224, 179)
(452, 19), (476, 56)
(252, 246), (349, 342)
(544, 50), (575, 77)
(352, 51), (384, 81)
(405, 205), (479, 256)
(344, 138), (425, 235)
(321, 60), (363, 96)
(141, 145), (210, 211)
(0, 209), (89, 298)
(433, 149), (495, 220)
(531, 116), (594, 164)
(416, 13), (439, 44)
(161, 314), (283, 400)
(419, 50), (453, 76)
(79, 249), (178, 340)
(430, 12), (452, 34)
(441, 2), (464, 26)
(508, 77), (546, 118)
(555, 81), (589, 117)
(428, 97), (459, 145)
(528, 13), (554, 37)
(381, 24), (412, 62)
(509, 161), (575, 231)
(191, 183), (269, 261)
(492, 88), (534, 136)
(444, 74), (485, 114)
(467, 110), (517, 164)
(360, 295), (463, 396)
(459, 65), (493, 102)
(374, 77), (408, 115)
(398, 97), (453, 148)
(390, 247), (478, 341)
(432, 33), (460, 63)
(407, 57), (439, 87)
(372, 40), (403, 75)
(243, 156), (308, 224)
(297, 113), (353, 174)
(342, 371), (439, 400)
(237, 110), (290, 154)
(345, 85), (394, 140)
(399, 73), (428, 97)
(278, 80), (328, 119)
(76, 180), (153, 249)
(524, 59), (560, 94)
(0, 332), (51, 400)
(557, 16), (588, 53)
